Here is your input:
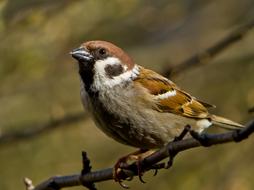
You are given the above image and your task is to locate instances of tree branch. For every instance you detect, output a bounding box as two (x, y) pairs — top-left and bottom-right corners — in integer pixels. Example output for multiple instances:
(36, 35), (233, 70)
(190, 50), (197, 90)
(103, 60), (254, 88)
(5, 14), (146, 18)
(2, 20), (254, 146)
(25, 120), (254, 190)
(0, 112), (87, 146)
(163, 20), (254, 77)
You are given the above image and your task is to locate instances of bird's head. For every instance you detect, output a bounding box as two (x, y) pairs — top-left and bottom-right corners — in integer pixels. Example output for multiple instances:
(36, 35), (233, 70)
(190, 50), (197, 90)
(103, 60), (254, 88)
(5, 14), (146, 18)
(70, 41), (139, 91)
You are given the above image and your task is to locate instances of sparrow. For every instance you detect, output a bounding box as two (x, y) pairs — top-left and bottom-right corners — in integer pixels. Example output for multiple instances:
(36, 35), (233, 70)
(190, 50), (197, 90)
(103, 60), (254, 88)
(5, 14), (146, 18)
(70, 40), (243, 182)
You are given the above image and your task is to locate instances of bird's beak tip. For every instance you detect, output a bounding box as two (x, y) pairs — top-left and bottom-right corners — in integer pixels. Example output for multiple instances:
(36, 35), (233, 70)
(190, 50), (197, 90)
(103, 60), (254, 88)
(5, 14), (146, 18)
(70, 47), (93, 63)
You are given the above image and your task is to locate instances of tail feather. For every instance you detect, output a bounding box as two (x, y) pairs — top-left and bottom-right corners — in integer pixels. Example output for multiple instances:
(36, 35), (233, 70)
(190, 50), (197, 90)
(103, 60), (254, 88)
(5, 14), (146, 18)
(210, 115), (244, 130)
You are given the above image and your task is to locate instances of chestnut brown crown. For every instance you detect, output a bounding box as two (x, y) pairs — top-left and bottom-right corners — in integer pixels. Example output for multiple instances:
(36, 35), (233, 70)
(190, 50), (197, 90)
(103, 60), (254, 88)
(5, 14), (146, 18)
(81, 40), (135, 70)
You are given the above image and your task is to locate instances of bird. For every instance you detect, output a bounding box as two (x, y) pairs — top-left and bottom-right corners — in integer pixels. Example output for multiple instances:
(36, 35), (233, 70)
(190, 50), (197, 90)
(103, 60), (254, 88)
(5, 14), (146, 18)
(70, 40), (243, 183)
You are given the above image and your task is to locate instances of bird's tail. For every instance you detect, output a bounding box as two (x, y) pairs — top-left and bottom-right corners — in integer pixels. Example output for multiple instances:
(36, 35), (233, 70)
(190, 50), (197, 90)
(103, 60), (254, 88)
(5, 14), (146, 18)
(210, 115), (244, 130)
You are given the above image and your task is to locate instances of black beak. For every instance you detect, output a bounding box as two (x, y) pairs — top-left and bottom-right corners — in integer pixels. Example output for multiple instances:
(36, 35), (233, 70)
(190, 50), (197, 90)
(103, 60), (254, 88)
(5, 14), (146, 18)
(70, 47), (94, 63)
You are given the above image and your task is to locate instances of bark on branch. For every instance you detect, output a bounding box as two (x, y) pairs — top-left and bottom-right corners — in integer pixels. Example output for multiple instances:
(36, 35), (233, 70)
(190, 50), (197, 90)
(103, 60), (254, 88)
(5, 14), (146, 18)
(25, 120), (254, 190)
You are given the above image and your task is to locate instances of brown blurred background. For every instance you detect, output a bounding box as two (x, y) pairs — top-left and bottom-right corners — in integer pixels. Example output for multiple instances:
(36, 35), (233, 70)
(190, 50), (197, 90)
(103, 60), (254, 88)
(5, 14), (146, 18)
(0, 0), (254, 190)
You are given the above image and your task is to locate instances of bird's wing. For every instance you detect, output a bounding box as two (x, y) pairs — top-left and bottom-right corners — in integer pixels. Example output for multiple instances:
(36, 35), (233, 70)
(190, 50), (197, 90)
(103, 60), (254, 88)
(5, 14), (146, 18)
(134, 67), (215, 119)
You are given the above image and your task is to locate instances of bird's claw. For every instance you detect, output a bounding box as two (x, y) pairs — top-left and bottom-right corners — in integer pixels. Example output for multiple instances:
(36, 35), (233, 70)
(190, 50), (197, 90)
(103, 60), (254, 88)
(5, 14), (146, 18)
(136, 158), (146, 183)
(165, 155), (174, 169)
(153, 168), (158, 176)
(113, 153), (147, 187)
(113, 165), (130, 189)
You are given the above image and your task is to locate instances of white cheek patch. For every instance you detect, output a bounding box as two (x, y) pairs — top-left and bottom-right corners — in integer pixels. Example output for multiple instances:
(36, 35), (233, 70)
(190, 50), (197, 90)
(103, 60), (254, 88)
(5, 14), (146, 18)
(94, 57), (121, 77)
(92, 57), (139, 90)
(154, 90), (177, 100)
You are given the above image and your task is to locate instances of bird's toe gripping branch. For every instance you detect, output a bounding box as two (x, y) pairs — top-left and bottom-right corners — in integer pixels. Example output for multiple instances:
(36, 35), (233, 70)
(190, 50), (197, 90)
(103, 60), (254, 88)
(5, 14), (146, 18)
(113, 148), (154, 188)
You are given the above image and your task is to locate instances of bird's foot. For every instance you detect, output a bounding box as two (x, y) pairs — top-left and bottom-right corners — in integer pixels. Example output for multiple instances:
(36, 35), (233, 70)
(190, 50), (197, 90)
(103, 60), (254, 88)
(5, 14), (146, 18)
(113, 156), (130, 189)
(113, 149), (149, 188)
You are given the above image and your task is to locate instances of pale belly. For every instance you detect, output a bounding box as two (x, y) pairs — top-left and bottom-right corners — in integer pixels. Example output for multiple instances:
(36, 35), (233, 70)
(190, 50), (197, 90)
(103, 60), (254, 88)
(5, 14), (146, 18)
(81, 85), (206, 149)
(85, 95), (199, 149)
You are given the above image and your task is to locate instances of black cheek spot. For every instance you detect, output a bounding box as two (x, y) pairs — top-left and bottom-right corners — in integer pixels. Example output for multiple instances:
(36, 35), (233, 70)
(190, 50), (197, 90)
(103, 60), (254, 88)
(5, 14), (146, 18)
(104, 64), (124, 78)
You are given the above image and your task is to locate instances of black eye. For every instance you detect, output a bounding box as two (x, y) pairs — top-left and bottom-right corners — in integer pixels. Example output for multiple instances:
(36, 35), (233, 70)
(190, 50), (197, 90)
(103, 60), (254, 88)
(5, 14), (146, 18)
(98, 48), (106, 55)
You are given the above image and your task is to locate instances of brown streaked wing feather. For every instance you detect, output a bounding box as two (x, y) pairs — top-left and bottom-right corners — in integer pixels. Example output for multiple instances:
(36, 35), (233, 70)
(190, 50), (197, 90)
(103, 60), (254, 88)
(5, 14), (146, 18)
(135, 67), (177, 95)
(134, 68), (210, 119)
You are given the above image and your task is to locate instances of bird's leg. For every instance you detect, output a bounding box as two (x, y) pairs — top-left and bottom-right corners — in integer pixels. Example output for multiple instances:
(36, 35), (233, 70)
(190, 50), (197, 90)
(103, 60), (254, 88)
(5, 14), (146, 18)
(165, 125), (191, 169)
(113, 148), (150, 187)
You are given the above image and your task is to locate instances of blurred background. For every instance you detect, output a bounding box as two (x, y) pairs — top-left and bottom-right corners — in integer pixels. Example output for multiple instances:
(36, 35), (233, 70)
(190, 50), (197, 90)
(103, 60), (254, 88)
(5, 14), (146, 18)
(0, 0), (254, 190)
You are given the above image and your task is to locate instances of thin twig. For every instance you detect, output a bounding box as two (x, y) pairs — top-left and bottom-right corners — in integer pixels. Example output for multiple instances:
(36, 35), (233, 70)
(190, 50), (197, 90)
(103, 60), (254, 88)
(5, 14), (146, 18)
(163, 20), (254, 77)
(81, 151), (97, 190)
(26, 120), (254, 190)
